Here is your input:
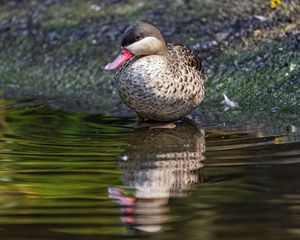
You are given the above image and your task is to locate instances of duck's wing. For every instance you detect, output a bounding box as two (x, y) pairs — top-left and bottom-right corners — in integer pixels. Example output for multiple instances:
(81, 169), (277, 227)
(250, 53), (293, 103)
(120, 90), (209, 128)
(167, 44), (203, 72)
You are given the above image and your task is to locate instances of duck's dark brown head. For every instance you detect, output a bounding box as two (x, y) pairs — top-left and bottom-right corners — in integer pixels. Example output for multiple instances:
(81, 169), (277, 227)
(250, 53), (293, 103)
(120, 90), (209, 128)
(105, 22), (167, 70)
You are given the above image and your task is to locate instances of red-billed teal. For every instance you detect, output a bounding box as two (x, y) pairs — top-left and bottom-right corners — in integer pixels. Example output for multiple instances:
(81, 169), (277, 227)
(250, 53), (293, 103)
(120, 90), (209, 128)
(105, 22), (206, 122)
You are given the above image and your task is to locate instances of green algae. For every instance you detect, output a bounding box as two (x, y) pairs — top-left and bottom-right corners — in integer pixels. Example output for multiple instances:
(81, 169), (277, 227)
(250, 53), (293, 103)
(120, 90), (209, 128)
(205, 33), (300, 111)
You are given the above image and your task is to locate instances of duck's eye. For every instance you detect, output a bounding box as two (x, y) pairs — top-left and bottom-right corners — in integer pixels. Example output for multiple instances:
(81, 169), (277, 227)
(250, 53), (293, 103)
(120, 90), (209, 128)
(135, 34), (142, 41)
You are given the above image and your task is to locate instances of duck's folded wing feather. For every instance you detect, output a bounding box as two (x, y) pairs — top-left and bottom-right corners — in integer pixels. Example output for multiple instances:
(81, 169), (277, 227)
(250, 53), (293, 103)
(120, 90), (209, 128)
(167, 44), (203, 72)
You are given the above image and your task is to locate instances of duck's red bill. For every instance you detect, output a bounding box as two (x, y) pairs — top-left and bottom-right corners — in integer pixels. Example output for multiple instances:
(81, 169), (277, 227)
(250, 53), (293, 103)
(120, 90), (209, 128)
(105, 48), (134, 70)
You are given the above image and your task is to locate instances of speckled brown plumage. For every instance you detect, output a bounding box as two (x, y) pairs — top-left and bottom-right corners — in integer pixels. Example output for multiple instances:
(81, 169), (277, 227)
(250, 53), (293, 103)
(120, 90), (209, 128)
(112, 22), (206, 121)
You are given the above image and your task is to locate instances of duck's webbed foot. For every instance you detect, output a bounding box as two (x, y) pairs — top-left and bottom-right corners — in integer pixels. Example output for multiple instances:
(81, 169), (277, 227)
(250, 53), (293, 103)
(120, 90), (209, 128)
(149, 122), (176, 129)
(134, 114), (178, 129)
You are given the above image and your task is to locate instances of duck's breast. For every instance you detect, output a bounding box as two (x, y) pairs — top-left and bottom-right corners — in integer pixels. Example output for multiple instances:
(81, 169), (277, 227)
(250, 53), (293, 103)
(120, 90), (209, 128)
(115, 55), (204, 120)
(116, 55), (172, 105)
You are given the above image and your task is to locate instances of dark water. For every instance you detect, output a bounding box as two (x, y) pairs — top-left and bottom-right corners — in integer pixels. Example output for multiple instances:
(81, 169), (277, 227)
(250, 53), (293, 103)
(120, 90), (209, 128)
(0, 97), (299, 240)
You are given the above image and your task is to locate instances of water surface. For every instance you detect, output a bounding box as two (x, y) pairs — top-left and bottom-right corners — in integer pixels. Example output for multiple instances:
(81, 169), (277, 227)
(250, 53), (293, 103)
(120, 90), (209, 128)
(0, 97), (299, 240)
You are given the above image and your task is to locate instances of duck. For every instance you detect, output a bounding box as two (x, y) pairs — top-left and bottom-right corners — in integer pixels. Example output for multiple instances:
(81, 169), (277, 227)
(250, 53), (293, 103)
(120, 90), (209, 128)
(105, 21), (206, 122)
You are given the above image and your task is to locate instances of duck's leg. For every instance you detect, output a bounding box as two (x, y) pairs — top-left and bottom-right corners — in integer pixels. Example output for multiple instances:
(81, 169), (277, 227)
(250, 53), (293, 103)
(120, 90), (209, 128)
(132, 114), (147, 128)
(137, 114), (145, 124)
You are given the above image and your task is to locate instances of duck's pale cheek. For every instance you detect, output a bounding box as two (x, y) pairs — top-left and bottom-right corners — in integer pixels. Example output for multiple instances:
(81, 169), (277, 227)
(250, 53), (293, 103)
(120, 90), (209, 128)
(105, 48), (134, 70)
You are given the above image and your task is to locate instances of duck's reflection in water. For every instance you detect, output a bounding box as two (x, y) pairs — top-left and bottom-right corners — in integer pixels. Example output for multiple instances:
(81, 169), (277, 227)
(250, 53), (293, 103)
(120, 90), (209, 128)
(109, 120), (206, 234)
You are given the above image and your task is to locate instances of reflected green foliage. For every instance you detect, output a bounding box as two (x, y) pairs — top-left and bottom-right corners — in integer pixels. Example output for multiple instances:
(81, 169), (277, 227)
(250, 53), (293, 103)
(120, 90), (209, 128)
(0, 99), (134, 236)
(0, 98), (299, 239)
(1, 100), (131, 199)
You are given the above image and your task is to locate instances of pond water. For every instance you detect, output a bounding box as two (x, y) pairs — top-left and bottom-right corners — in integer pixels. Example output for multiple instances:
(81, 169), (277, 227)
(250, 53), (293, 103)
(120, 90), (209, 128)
(0, 96), (299, 240)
